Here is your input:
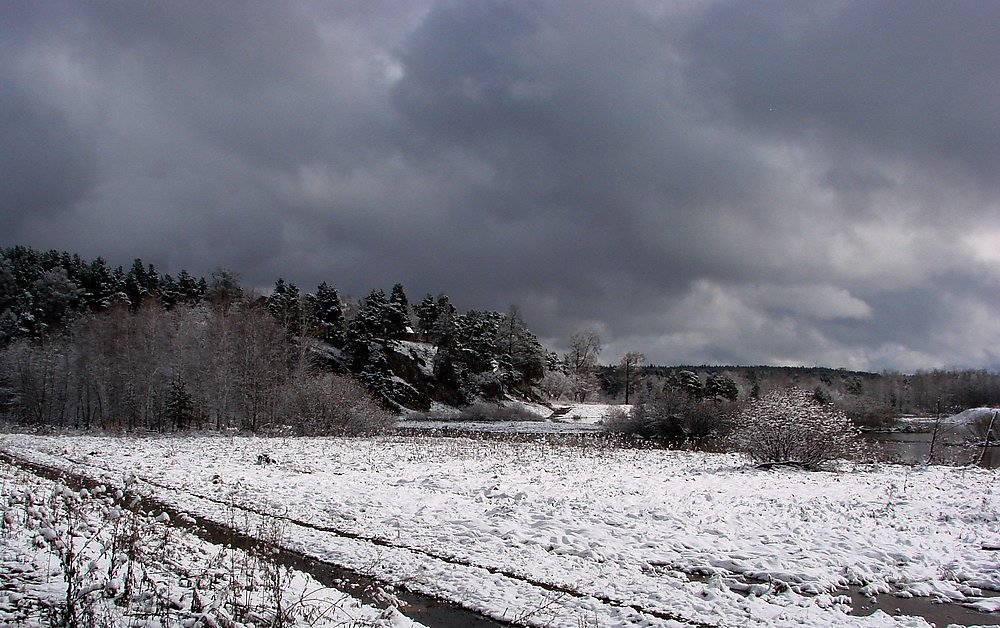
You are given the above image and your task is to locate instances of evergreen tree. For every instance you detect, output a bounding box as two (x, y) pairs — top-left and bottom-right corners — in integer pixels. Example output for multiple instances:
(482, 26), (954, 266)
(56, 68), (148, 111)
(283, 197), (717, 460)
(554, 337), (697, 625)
(208, 267), (243, 307)
(31, 267), (82, 334)
(267, 278), (303, 337)
(355, 289), (391, 337)
(498, 306), (546, 389)
(124, 258), (159, 307)
(431, 294), (458, 347)
(176, 269), (206, 304)
(457, 310), (502, 372)
(386, 283), (410, 338)
(360, 344), (394, 402)
(705, 373), (739, 402)
(80, 257), (115, 310)
(669, 370), (704, 400)
(159, 274), (181, 308)
(414, 293), (438, 335)
(310, 281), (346, 344)
(164, 377), (197, 430)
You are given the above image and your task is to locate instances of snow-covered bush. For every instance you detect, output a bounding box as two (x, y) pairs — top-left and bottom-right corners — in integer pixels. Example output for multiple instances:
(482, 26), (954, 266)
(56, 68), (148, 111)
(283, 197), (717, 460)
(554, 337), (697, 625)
(731, 387), (863, 469)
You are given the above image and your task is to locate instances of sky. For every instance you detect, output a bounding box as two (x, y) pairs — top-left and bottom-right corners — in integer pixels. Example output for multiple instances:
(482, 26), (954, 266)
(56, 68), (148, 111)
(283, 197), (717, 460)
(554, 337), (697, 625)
(2, 0), (999, 371)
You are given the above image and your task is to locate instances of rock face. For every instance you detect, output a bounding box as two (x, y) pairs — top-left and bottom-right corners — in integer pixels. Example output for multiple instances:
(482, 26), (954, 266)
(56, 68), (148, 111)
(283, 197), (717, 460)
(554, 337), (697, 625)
(310, 336), (543, 411)
(383, 341), (434, 411)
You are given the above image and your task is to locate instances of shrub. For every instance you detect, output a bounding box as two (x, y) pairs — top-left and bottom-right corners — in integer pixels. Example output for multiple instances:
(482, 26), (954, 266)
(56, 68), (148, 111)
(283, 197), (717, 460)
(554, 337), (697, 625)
(837, 395), (896, 430)
(731, 387), (863, 469)
(605, 388), (737, 444)
(284, 373), (395, 436)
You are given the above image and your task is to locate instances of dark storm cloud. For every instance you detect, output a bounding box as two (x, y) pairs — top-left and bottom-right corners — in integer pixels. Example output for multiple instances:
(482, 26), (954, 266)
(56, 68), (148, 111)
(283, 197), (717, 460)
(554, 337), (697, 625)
(683, 0), (1000, 192)
(2, 0), (998, 370)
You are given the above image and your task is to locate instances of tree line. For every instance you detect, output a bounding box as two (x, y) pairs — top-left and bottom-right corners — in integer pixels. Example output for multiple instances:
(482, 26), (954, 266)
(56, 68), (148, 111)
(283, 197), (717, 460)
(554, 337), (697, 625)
(0, 245), (552, 429)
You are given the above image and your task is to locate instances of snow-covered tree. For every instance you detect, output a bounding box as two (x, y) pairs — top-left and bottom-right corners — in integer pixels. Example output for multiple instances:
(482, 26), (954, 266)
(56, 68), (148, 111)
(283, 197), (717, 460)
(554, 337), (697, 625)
(669, 370), (704, 400)
(123, 259), (160, 308)
(267, 278), (303, 337)
(31, 267), (82, 334)
(732, 388), (863, 470)
(354, 289), (391, 338)
(309, 281), (346, 345)
(207, 267), (243, 308)
(414, 293), (437, 334)
(431, 295), (459, 348)
(705, 373), (739, 402)
(175, 269), (206, 305)
(386, 283), (410, 338)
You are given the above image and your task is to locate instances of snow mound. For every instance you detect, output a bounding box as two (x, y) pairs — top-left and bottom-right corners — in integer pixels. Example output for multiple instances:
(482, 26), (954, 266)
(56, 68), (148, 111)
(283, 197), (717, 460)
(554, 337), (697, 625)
(943, 407), (1000, 425)
(500, 398), (552, 418)
(550, 403), (631, 423)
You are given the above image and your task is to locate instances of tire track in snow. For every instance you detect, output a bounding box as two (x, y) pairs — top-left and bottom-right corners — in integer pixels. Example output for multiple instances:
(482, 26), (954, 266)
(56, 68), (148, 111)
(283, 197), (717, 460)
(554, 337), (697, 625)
(0, 451), (509, 628)
(3, 447), (716, 627)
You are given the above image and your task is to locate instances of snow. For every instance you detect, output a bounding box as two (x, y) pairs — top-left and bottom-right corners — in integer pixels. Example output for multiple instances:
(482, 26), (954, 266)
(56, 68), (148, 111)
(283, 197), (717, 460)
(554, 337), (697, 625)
(896, 407), (1000, 428)
(500, 398), (553, 418)
(0, 459), (423, 627)
(943, 407), (1000, 425)
(397, 419), (606, 434)
(549, 402), (632, 423)
(3, 433), (998, 627)
(391, 340), (438, 377)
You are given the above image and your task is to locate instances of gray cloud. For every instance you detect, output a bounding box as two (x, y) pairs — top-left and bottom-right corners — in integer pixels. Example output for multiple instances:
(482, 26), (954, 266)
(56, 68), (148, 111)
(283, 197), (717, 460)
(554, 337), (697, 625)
(2, 0), (998, 370)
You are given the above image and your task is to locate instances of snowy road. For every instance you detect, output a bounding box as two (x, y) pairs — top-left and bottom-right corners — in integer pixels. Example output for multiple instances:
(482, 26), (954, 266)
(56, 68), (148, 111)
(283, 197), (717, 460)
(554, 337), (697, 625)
(3, 433), (998, 626)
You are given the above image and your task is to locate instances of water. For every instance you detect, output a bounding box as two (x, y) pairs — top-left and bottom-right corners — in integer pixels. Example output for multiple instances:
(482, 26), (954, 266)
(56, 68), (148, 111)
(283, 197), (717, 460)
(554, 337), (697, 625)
(863, 431), (1000, 468)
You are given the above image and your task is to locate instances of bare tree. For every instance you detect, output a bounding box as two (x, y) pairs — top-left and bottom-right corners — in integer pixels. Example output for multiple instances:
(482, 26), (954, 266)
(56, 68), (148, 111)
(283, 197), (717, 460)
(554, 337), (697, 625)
(618, 351), (644, 404)
(565, 330), (601, 374)
(564, 330), (602, 402)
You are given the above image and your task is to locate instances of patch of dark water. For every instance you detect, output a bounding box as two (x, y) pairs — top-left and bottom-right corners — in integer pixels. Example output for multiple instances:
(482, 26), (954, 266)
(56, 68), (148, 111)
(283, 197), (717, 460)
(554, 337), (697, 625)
(668, 567), (999, 626)
(862, 431), (1000, 468)
(848, 587), (1000, 627)
(0, 452), (508, 628)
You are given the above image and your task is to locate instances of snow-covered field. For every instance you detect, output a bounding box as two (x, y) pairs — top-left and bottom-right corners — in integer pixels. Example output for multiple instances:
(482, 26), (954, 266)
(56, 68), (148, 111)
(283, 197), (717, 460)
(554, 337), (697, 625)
(0, 459), (419, 627)
(397, 419), (606, 434)
(549, 402), (631, 423)
(2, 433), (999, 627)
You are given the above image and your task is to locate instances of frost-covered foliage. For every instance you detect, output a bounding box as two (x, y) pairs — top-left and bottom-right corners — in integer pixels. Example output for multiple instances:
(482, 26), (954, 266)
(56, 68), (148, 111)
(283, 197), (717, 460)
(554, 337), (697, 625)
(605, 385), (737, 444)
(732, 388), (863, 469)
(0, 302), (391, 435)
(0, 464), (410, 627)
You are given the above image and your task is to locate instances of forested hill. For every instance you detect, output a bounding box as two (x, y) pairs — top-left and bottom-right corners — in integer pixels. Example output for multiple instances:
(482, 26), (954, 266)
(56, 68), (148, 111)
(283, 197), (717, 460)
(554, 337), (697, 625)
(0, 245), (548, 414)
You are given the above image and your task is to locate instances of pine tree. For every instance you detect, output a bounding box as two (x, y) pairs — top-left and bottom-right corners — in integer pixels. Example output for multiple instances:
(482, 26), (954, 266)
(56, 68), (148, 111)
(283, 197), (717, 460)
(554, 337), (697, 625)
(159, 274), (181, 308)
(360, 344), (394, 402)
(386, 283), (410, 338)
(80, 257), (114, 310)
(310, 281), (346, 344)
(176, 269), (206, 304)
(208, 267), (243, 307)
(267, 279), (303, 337)
(498, 306), (546, 389)
(414, 293), (438, 335)
(163, 377), (197, 430)
(355, 289), (391, 337)
(431, 295), (458, 347)
(124, 259), (159, 307)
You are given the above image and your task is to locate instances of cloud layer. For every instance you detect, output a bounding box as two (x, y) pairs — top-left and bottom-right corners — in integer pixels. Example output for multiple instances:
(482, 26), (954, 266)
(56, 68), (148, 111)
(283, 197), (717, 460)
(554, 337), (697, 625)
(2, 0), (999, 370)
